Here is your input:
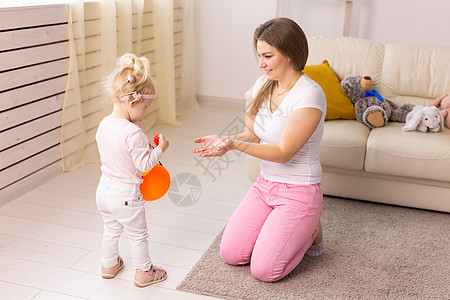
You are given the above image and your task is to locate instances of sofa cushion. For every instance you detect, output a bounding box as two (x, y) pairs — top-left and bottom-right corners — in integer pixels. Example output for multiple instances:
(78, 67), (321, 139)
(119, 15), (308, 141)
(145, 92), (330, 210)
(304, 60), (355, 120)
(365, 123), (450, 182)
(380, 44), (450, 105)
(319, 120), (370, 170)
(307, 36), (384, 85)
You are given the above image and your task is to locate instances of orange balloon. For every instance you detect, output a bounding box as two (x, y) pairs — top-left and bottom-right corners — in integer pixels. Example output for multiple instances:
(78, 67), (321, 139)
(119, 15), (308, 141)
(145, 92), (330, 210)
(140, 164), (171, 201)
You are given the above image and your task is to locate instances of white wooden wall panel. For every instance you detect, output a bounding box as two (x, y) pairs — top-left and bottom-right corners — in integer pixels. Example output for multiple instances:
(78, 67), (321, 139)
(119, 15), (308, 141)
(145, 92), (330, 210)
(0, 25), (68, 51)
(0, 5), (68, 205)
(0, 5), (68, 29)
(0, 76), (67, 111)
(0, 146), (61, 189)
(0, 42), (69, 72)
(1, 129), (61, 170)
(0, 94), (64, 131)
(0, 113), (61, 150)
(0, 60), (68, 94)
(0, 163), (62, 210)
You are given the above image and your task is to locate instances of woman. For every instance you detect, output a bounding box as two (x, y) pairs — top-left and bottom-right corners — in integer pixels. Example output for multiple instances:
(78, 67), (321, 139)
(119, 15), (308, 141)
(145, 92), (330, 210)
(193, 18), (326, 282)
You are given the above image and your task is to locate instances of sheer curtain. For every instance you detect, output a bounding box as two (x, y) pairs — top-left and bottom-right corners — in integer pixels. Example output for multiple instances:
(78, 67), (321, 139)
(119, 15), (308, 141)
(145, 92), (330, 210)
(61, 0), (198, 171)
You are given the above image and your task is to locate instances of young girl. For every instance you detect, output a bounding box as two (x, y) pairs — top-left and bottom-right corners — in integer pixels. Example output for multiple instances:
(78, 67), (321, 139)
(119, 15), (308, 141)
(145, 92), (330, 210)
(95, 53), (169, 287)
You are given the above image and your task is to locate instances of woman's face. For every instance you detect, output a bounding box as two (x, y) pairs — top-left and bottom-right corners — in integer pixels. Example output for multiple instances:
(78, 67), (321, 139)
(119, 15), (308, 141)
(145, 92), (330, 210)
(256, 40), (291, 81)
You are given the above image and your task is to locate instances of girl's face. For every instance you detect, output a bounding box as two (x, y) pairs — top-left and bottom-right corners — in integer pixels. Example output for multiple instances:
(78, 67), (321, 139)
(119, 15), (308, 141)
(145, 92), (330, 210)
(128, 97), (152, 123)
(256, 40), (291, 81)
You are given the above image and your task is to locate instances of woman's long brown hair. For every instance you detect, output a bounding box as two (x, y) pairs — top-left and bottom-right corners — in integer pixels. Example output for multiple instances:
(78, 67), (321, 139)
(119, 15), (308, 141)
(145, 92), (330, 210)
(248, 18), (308, 117)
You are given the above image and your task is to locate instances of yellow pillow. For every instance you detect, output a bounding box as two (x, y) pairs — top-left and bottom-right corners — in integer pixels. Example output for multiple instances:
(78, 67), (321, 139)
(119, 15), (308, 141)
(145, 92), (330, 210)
(304, 60), (355, 120)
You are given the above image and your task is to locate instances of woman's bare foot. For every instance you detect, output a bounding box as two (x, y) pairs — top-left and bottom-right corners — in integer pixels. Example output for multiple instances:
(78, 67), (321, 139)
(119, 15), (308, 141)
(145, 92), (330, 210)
(312, 221), (322, 245)
(306, 219), (325, 256)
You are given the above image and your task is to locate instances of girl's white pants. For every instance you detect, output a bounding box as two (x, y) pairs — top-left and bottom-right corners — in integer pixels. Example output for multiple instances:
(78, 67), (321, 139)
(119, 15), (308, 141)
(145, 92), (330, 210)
(96, 175), (152, 271)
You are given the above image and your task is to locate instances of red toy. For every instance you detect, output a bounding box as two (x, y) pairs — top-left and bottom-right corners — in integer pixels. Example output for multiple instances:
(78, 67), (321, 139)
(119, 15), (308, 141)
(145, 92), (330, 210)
(153, 134), (160, 146)
(139, 134), (170, 201)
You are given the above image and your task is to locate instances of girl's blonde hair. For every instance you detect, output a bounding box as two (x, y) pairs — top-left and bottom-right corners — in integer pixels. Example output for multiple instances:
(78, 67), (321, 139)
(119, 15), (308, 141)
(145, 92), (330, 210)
(248, 18), (308, 117)
(106, 53), (156, 104)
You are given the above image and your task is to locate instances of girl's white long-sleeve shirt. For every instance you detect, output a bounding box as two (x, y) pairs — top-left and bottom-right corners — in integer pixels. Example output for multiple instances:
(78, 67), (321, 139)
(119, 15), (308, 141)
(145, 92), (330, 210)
(96, 116), (163, 184)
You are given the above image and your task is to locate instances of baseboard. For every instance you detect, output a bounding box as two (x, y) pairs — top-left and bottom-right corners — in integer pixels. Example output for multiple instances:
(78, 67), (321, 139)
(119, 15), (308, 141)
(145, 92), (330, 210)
(0, 161), (63, 208)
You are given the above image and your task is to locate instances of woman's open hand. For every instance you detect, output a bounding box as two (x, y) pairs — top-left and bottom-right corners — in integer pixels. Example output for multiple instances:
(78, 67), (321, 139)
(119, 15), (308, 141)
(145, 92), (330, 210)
(192, 135), (231, 157)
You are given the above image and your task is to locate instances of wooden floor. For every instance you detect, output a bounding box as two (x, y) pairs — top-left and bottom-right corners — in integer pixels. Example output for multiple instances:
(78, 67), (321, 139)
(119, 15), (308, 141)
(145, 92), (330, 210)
(0, 100), (252, 300)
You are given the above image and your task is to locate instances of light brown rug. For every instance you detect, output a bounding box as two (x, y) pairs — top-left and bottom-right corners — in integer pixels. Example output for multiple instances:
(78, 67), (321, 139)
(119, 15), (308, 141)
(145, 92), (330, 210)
(177, 196), (450, 300)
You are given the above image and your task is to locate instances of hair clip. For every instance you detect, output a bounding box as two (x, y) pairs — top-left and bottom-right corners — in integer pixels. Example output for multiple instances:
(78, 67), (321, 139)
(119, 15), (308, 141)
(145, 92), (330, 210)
(127, 75), (136, 83)
(118, 92), (155, 103)
(132, 92), (141, 100)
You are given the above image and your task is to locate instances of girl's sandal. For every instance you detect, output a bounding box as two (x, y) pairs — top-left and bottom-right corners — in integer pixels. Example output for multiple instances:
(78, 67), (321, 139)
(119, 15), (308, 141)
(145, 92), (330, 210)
(101, 256), (124, 279)
(134, 264), (168, 287)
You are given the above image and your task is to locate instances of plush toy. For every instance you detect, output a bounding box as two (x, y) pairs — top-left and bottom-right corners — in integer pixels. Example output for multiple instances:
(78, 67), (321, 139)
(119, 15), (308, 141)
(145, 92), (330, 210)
(402, 105), (444, 132)
(341, 74), (416, 129)
(430, 94), (450, 128)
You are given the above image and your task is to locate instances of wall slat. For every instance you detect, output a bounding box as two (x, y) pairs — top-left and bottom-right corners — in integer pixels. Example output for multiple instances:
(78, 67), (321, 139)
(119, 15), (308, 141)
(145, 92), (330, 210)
(0, 112), (61, 150)
(0, 129), (61, 170)
(0, 76), (67, 111)
(0, 59), (68, 93)
(0, 5), (68, 30)
(0, 146), (61, 189)
(0, 4), (68, 204)
(0, 24), (68, 52)
(0, 94), (63, 132)
(0, 162), (62, 207)
(0, 42), (69, 72)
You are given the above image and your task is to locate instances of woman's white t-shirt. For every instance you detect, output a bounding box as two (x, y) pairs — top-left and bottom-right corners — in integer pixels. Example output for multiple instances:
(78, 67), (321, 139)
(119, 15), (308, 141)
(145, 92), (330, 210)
(252, 74), (326, 185)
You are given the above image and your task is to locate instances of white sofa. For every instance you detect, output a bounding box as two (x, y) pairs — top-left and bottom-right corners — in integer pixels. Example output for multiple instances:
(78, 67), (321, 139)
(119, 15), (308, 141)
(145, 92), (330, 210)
(246, 36), (450, 213)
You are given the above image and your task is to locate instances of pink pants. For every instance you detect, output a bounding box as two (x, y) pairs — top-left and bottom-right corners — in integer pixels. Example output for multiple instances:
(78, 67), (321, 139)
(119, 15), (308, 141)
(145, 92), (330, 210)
(220, 174), (323, 282)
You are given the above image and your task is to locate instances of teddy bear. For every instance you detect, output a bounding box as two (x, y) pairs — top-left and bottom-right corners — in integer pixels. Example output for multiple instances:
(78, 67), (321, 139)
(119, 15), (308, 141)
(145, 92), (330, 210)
(402, 105), (444, 132)
(341, 74), (416, 129)
(430, 94), (450, 128)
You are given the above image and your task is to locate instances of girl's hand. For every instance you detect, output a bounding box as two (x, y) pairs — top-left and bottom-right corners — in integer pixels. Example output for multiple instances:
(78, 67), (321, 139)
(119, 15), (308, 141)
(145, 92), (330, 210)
(157, 134), (169, 152)
(192, 135), (231, 157)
